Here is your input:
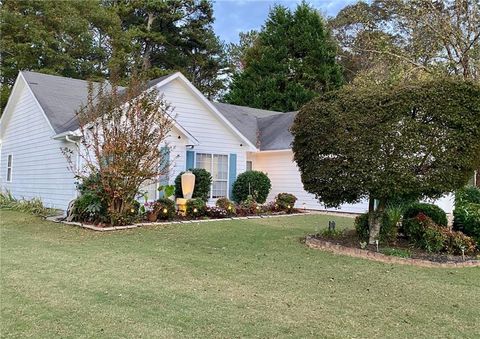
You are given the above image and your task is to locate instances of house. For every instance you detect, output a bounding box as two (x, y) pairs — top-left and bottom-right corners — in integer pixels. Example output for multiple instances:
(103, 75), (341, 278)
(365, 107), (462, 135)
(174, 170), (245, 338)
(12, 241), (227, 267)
(0, 71), (454, 213)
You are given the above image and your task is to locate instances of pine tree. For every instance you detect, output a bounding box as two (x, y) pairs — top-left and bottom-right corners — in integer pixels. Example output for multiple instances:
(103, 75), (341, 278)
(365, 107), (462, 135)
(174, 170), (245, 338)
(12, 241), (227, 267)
(224, 2), (343, 112)
(0, 0), (120, 108)
(111, 0), (227, 98)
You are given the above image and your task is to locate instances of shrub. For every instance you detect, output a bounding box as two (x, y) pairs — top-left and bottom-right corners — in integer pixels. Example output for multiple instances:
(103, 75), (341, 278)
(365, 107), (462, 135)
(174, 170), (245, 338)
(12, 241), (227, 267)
(236, 195), (259, 216)
(186, 198), (207, 218)
(320, 228), (344, 239)
(354, 212), (397, 243)
(442, 228), (477, 255)
(404, 213), (477, 255)
(207, 206), (229, 219)
(215, 197), (236, 216)
(73, 172), (109, 223)
(275, 193), (297, 213)
(174, 169), (212, 201)
(232, 170), (271, 203)
(403, 203), (448, 227)
(155, 198), (176, 220)
(355, 213), (370, 242)
(453, 187), (480, 245)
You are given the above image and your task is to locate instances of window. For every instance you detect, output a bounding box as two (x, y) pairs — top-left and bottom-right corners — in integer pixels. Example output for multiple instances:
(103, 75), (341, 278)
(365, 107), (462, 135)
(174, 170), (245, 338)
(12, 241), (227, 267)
(246, 161), (253, 171)
(196, 153), (229, 198)
(6, 154), (13, 182)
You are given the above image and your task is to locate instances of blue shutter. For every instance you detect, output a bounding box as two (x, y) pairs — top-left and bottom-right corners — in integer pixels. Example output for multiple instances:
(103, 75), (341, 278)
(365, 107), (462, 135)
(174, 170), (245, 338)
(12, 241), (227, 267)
(186, 150), (195, 170)
(228, 154), (237, 199)
(159, 146), (170, 186)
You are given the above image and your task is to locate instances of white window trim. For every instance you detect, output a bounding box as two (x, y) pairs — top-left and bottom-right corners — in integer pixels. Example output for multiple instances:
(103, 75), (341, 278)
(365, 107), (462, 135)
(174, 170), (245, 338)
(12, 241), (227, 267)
(195, 152), (230, 199)
(6, 154), (13, 182)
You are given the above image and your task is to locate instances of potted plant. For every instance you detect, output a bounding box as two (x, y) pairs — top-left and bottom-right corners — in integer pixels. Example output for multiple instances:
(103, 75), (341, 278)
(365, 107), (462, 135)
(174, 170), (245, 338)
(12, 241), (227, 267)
(143, 201), (158, 222)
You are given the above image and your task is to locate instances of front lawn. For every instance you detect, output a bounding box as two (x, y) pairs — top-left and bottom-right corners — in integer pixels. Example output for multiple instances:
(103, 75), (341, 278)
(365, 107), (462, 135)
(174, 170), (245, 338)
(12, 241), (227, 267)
(1, 210), (479, 338)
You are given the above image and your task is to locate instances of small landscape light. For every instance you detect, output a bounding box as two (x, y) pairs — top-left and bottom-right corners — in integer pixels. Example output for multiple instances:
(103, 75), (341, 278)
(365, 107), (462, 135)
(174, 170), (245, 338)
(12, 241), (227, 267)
(163, 208), (168, 214)
(287, 205), (291, 209)
(193, 208), (198, 213)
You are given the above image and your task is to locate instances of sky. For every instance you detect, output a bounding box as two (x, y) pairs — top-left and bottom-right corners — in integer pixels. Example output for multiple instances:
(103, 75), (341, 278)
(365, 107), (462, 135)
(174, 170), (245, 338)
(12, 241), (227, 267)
(212, 0), (358, 44)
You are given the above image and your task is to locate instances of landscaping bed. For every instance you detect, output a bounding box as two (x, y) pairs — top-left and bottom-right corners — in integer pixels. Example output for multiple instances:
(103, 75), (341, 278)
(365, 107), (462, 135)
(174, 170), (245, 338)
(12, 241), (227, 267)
(306, 231), (480, 267)
(51, 209), (308, 231)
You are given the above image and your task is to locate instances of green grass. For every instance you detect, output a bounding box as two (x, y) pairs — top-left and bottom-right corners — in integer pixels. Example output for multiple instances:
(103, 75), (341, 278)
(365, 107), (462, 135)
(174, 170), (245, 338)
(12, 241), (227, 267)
(1, 210), (479, 338)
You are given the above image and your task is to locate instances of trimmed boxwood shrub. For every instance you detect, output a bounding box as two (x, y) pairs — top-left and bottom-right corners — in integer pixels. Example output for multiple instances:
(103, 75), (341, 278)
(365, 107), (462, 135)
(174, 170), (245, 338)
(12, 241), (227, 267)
(174, 169), (212, 202)
(232, 170), (271, 203)
(275, 193), (297, 213)
(403, 203), (448, 227)
(186, 198), (207, 218)
(155, 198), (176, 220)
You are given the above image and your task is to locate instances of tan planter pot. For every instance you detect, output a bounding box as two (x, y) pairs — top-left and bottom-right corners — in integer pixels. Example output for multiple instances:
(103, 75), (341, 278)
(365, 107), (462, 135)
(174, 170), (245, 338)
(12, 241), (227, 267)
(181, 171), (195, 199)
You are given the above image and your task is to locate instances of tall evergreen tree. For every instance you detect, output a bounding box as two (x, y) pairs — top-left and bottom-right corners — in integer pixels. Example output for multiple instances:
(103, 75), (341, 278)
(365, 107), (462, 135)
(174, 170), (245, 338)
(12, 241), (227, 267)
(110, 0), (227, 98)
(224, 3), (343, 112)
(0, 0), (121, 108)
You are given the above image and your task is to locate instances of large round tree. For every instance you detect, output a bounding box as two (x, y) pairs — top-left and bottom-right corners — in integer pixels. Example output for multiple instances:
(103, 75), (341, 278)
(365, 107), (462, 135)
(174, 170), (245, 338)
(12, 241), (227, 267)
(292, 78), (480, 243)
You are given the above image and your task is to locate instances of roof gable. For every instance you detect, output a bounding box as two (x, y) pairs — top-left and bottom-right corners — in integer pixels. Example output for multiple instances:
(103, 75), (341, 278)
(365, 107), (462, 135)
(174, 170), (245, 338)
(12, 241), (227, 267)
(6, 71), (295, 151)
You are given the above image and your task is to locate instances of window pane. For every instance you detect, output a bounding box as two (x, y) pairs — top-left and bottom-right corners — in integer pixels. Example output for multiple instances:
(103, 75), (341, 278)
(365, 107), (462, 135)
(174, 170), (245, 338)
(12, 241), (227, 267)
(212, 180), (227, 198)
(246, 161), (252, 171)
(7, 168), (12, 182)
(7, 155), (12, 167)
(213, 154), (228, 180)
(195, 153), (211, 171)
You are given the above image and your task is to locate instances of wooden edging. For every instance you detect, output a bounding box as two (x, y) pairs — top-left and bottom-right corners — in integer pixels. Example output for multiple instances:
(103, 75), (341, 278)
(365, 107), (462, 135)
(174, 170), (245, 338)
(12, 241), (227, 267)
(305, 236), (480, 268)
(46, 212), (310, 232)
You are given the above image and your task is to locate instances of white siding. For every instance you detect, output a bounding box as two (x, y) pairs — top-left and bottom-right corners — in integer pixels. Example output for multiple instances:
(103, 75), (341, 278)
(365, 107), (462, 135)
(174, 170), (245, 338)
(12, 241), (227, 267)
(159, 79), (248, 198)
(0, 85), (77, 210)
(254, 150), (454, 214)
(253, 150), (370, 213)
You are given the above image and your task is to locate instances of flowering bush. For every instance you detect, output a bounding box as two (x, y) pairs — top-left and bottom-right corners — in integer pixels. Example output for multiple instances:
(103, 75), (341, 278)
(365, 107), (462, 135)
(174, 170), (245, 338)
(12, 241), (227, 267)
(403, 213), (477, 255)
(236, 195), (259, 216)
(216, 197), (236, 216)
(275, 193), (297, 213)
(207, 206), (229, 219)
(143, 201), (157, 213)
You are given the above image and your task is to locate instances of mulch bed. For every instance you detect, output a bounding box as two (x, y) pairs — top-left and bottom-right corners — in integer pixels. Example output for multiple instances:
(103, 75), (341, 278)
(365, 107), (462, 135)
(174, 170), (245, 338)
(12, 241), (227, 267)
(47, 210), (308, 232)
(306, 230), (480, 268)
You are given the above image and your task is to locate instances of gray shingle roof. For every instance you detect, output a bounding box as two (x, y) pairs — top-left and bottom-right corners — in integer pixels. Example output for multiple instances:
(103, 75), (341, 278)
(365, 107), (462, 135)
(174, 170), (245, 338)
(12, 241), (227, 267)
(21, 71), (296, 150)
(212, 102), (296, 150)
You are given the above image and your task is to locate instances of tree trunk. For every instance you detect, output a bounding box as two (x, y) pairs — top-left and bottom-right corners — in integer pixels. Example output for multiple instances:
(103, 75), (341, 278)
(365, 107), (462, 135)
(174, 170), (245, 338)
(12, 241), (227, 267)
(369, 198), (385, 245)
(142, 12), (155, 71)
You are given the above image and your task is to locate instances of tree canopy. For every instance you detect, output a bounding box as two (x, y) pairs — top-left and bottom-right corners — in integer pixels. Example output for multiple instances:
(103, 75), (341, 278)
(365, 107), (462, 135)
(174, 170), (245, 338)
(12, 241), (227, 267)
(0, 0), (121, 107)
(292, 78), (480, 242)
(223, 2), (343, 112)
(0, 0), (227, 110)
(330, 0), (480, 83)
